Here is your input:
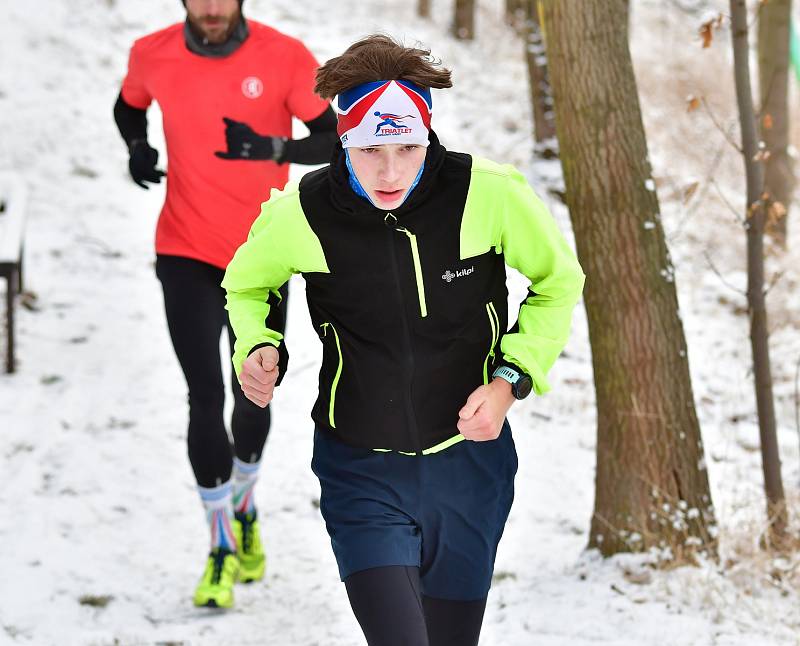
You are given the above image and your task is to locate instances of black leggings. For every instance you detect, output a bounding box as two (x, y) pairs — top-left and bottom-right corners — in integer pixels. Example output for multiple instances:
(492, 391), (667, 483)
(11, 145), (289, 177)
(344, 566), (487, 646)
(155, 255), (288, 487)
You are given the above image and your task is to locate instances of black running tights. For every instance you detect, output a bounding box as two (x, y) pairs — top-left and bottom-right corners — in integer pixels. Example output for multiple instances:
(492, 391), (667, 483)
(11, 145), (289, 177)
(344, 566), (487, 646)
(155, 255), (287, 487)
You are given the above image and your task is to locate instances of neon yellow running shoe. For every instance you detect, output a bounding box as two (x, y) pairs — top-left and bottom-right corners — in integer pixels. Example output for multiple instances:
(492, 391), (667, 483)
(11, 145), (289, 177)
(193, 548), (240, 608)
(234, 511), (266, 583)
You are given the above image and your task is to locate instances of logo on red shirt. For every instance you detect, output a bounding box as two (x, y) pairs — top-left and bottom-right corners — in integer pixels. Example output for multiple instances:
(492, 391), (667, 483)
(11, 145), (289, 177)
(241, 77), (263, 99)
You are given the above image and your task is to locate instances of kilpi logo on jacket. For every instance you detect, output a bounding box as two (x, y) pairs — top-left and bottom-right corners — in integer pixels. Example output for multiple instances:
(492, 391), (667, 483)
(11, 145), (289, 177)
(442, 266), (475, 283)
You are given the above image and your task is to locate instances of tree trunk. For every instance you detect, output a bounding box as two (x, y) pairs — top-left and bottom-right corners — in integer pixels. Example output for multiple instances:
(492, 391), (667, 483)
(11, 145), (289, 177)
(731, 0), (790, 548)
(453, 0), (476, 40)
(758, 0), (794, 246)
(523, 1), (557, 155)
(418, 0), (432, 18)
(542, 0), (717, 561)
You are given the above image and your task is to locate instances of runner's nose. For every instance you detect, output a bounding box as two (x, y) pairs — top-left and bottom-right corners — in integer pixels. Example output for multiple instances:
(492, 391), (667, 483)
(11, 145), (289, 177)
(202, 0), (224, 16)
(379, 153), (400, 184)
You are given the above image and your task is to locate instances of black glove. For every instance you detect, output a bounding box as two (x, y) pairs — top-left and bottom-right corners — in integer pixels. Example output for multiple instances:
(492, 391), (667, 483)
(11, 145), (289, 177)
(214, 117), (284, 161)
(128, 140), (165, 189)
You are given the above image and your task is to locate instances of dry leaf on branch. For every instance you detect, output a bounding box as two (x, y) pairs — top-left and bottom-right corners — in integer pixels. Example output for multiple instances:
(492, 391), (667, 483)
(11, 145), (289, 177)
(683, 181), (700, 204)
(767, 201), (787, 226)
(699, 13), (725, 48)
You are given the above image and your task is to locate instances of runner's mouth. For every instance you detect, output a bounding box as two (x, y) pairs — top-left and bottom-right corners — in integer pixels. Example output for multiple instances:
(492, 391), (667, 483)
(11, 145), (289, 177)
(374, 189), (405, 202)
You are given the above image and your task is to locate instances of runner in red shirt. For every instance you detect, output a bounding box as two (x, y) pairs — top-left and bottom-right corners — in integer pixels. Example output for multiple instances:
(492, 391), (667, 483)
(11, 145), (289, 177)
(113, 0), (336, 608)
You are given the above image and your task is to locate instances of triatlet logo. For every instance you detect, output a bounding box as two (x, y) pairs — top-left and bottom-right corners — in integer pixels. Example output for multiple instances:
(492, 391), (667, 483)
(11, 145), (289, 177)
(373, 111), (415, 137)
(442, 266), (475, 283)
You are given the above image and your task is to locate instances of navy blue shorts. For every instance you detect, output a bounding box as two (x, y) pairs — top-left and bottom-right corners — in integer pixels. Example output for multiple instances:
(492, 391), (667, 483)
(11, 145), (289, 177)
(311, 422), (517, 601)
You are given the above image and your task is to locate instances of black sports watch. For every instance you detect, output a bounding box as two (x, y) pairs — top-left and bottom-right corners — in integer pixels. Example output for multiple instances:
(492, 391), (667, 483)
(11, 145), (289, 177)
(492, 364), (533, 400)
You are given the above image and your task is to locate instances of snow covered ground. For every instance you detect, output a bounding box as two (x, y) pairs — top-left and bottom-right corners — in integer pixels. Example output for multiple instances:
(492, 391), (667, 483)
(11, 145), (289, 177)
(0, 0), (798, 644)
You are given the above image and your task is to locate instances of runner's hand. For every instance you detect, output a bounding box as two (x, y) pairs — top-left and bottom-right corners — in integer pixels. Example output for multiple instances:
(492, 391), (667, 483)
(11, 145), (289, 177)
(214, 117), (279, 160)
(128, 140), (165, 189)
(239, 345), (280, 408)
(457, 378), (515, 441)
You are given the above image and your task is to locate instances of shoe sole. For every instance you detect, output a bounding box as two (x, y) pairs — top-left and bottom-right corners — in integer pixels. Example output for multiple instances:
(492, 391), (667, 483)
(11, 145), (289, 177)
(238, 568), (265, 583)
(195, 597), (234, 609)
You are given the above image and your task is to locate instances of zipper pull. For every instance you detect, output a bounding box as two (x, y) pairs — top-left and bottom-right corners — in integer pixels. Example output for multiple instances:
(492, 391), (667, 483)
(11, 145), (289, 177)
(320, 322), (329, 337)
(394, 223), (414, 239)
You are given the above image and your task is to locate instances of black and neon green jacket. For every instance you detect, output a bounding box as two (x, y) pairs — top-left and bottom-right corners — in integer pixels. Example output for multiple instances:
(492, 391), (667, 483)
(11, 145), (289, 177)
(222, 133), (585, 454)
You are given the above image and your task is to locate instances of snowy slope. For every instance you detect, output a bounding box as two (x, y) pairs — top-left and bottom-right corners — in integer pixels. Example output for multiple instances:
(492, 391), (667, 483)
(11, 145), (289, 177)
(0, 0), (798, 645)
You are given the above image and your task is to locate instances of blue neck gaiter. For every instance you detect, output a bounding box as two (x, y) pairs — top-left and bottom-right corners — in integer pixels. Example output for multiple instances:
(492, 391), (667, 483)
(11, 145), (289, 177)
(345, 149), (425, 209)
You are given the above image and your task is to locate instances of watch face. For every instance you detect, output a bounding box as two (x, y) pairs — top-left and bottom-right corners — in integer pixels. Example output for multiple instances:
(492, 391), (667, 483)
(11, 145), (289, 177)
(514, 375), (533, 400)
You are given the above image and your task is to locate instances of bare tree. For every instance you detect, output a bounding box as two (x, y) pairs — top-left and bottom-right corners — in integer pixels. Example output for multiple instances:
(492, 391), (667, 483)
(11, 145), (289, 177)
(521, 1), (557, 155)
(453, 0), (476, 40)
(418, 0), (432, 19)
(758, 0), (794, 246)
(730, 0), (790, 548)
(542, 0), (717, 561)
(505, 2), (556, 155)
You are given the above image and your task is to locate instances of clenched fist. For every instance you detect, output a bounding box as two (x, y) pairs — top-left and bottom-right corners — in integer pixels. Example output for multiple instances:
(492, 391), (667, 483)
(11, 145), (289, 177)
(457, 378), (516, 441)
(239, 345), (280, 408)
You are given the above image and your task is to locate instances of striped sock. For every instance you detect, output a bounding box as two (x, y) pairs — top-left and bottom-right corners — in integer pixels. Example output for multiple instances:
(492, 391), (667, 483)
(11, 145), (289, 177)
(232, 456), (260, 515)
(198, 481), (237, 552)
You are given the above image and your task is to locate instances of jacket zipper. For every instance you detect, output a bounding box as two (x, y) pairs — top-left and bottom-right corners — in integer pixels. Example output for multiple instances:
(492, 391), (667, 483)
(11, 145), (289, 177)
(483, 302), (500, 384)
(395, 226), (428, 318)
(385, 213), (422, 453)
(320, 322), (343, 429)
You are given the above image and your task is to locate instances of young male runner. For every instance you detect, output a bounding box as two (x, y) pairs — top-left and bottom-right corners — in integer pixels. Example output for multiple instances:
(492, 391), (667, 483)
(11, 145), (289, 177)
(224, 35), (584, 644)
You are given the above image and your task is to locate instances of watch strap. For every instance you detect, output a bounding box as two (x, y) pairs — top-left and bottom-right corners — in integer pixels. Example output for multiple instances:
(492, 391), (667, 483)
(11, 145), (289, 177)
(492, 364), (521, 385)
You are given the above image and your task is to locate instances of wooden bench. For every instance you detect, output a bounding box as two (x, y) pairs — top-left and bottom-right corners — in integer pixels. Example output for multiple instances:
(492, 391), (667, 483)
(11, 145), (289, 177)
(0, 173), (28, 373)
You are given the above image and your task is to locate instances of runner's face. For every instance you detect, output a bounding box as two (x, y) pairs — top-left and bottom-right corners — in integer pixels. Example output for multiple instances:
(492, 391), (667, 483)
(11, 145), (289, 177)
(185, 0), (241, 44)
(348, 144), (427, 210)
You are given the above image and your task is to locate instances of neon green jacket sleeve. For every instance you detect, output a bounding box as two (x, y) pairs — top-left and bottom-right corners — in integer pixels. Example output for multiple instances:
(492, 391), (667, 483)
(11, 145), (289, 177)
(222, 183), (329, 377)
(462, 158), (585, 395)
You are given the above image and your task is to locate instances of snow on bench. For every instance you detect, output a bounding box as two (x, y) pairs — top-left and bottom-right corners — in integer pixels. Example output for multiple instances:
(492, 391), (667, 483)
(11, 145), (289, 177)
(0, 172), (28, 373)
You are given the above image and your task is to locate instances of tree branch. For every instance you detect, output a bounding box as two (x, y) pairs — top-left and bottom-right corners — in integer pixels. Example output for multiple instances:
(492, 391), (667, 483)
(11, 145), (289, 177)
(702, 97), (744, 153)
(763, 270), (784, 296)
(710, 177), (746, 224)
(668, 120), (739, 243)
(667, 0), (713, 15)
(702, 249), (747, 296)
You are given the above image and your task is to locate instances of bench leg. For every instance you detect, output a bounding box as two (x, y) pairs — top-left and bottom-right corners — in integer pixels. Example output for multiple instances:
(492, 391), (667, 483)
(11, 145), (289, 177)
(5, 265), (17, 374)
(18, 245), (24, 293)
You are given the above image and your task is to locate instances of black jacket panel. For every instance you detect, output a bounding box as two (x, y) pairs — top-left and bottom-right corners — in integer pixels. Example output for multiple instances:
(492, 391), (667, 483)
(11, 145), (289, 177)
(297, 135), (508, 452)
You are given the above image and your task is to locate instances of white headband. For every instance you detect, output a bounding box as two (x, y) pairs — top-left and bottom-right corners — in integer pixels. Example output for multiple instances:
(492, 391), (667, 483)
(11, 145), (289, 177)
(336, 80), (433, 149)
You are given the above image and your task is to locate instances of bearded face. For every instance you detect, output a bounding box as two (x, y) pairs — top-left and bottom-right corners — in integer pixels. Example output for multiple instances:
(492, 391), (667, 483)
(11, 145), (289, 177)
(184, 0), (242, 44)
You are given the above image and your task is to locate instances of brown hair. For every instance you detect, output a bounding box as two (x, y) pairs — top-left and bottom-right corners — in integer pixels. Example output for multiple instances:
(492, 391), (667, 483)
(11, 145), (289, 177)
(314, 34), (453, 99)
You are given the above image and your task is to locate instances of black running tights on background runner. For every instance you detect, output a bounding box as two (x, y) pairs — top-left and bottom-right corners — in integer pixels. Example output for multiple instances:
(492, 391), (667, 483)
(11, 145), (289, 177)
(156, 254), (288, 487)
(344, 566), (487, 646)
